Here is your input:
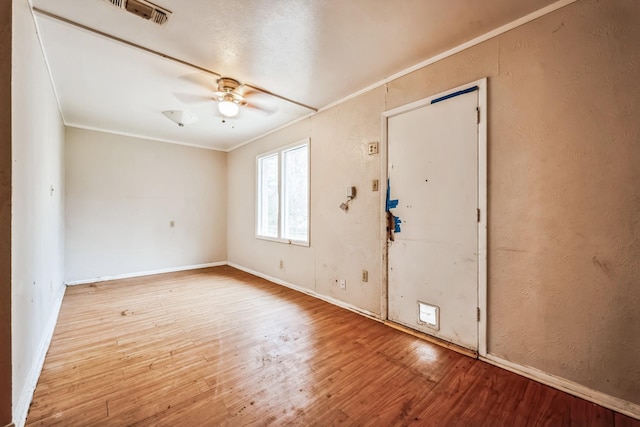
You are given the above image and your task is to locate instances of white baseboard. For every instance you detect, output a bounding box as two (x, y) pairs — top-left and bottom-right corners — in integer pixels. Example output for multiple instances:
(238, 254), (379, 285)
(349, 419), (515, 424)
(227, 262), (380, 320)
(13, 284), (66, 427)
(482, 354), (640, 420)
(64, 262), (227, 286)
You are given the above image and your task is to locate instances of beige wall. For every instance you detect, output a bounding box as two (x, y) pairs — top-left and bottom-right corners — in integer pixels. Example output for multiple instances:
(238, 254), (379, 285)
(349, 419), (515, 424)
(65, 128), (227, 282)
(11, 0), (67, 423)
(228, 0), (640, 407)
(228, 86), (386, 314)
(480, 0), (639, 405)
(0, 0), (11, 424)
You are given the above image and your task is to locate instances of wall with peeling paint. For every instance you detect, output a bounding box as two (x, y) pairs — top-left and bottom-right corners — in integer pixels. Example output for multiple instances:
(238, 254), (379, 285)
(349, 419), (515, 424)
(11, 0), (66, 421)
(228, 0), (640, 407)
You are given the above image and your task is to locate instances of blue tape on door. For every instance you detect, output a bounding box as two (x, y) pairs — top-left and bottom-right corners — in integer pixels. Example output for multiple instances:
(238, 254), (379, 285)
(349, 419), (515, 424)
(386, 178), (402, 233)
(393, 216), (402, 233)
(386, 178), (399, 212)
(431, 86), (478, 105)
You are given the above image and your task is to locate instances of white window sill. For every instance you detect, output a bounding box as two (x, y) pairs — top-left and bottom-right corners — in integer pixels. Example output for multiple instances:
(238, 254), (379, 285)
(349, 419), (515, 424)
(256, 235), (310, 247)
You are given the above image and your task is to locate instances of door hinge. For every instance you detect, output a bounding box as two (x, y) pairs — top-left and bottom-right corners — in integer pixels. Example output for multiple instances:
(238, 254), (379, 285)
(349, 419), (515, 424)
(476, 307), (481, 322)
(477, 208), (481, 222)
(476, 107), (480, 124)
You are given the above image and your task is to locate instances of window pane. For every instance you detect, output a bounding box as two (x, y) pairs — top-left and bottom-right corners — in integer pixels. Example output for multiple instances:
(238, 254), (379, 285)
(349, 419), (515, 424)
(257, 154), (279, 238)
(282, 145), (308, 242)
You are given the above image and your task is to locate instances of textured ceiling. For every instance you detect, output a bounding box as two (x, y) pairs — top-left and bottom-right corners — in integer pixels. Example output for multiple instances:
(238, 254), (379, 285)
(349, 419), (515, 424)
(31, 0), (560, 151)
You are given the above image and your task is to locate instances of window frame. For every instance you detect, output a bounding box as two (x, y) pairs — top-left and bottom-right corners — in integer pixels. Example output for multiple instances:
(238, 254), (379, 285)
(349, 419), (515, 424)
(255, 138), (310, 246)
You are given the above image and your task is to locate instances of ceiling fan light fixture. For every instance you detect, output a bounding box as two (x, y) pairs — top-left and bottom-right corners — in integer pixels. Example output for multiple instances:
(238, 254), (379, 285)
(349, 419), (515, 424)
(218, 100), (239, 117)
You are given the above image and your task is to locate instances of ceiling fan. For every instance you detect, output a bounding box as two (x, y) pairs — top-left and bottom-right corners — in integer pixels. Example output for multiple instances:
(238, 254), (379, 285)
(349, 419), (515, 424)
(177, 75), (278, 120)
(214, 77), (246, 118)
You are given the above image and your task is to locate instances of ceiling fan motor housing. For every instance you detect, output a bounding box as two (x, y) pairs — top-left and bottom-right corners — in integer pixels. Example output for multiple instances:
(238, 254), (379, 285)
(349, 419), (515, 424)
(217, 77), (240, 93)
(216, 77), (244, 104)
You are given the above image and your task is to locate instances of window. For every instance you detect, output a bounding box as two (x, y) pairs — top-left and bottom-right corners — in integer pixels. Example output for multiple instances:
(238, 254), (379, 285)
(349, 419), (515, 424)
(256, 139), (309, 245)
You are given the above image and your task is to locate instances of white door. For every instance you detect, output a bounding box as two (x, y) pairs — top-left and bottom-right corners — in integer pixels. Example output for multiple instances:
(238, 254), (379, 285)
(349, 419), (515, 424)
(387, 89), (479, 351)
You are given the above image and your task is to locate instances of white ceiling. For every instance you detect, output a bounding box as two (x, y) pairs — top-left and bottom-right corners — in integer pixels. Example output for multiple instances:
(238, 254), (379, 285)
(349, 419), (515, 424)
(32, 0), (559, 151)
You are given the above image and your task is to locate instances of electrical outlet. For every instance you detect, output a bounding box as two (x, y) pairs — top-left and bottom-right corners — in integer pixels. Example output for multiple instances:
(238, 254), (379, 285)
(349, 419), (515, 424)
(170, 220), (175, 227)
(339, 279), (346, 290)
(372, 180), (379, 191)
(361, 270), (368, 282)
(279, 260), (284, 269)
(368, 142), (379, 155)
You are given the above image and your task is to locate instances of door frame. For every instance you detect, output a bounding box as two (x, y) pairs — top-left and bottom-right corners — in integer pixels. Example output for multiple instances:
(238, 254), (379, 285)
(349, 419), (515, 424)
(379, 78), (488, 357)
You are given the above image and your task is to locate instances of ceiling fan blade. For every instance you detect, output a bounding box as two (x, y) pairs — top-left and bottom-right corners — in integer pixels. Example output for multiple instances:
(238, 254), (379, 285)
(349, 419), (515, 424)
(178, 73), (217, 91)
(242, 87), (274, 101)
(242, 90), (278, 116)
(244, 102), (279, 117)
(174, 92), (213, 104)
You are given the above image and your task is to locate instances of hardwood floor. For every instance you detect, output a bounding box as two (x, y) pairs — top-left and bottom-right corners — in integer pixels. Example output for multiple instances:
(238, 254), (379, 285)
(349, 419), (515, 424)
(26, 266), (638, 426)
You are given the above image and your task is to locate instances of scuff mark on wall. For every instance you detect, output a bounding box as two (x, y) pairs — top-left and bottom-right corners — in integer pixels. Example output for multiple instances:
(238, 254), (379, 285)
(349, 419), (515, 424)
(495, 247), (529, 253)
(592, 256), (613, 280)
(553, 22), (564, 33)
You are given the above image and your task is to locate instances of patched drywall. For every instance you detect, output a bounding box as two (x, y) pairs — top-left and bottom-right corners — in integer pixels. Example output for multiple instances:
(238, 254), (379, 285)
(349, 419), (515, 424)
(65, 128), (227, 282)
(228, 0), (640, 407)
(0, 1), (11, 424)
(11, 0), (66, 422)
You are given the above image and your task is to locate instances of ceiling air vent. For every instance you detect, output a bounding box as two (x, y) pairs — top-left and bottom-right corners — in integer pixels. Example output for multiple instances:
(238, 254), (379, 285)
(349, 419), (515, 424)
(104, 0), (172, 26)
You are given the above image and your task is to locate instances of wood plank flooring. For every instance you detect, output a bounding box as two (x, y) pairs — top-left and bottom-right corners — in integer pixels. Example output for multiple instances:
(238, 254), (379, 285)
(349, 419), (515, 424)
(26, 266), (639, 426)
